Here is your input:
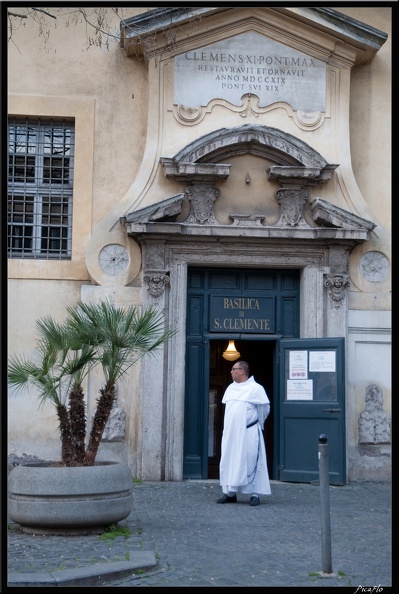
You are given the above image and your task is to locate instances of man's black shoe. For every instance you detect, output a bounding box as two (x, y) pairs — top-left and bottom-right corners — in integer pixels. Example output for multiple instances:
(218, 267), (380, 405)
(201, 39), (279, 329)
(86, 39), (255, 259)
(250, 495), (260, 506)
(217, 494), (237, 504)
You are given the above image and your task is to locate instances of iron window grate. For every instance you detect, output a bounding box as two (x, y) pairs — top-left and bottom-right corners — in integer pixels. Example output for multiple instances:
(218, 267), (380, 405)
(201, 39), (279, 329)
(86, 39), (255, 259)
(8, 117), (75, 259)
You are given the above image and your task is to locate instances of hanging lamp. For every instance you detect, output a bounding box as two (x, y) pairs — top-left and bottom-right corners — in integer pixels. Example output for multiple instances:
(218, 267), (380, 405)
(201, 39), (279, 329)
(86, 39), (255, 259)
(222, 340), (240, 361)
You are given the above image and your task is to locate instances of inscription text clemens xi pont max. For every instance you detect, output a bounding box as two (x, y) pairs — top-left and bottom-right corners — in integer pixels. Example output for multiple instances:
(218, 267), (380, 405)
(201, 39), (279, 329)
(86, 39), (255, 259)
(174, 32), (326, 113)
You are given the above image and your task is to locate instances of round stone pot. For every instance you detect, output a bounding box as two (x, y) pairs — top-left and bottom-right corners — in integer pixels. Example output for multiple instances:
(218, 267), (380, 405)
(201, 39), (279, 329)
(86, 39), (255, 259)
(8, 461), (133, 535)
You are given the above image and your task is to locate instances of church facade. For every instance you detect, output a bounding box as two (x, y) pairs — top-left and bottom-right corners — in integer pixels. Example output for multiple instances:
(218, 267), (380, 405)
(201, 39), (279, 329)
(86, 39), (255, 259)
(7, 7), (391, 482)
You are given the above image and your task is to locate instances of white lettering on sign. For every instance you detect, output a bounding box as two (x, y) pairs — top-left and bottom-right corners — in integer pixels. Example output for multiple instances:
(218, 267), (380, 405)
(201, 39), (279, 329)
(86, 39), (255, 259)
(223, 297), (260, 309)
(213, 317), (270, 331)
(174, 32), (326, 113)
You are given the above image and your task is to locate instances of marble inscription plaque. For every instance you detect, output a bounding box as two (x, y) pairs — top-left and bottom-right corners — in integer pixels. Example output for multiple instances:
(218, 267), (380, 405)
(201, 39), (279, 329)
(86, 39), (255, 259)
(174, 32), (326, 112)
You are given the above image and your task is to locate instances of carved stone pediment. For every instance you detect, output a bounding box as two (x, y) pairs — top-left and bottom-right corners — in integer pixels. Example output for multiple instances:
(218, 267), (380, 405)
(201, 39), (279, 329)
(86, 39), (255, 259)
(120, 125), (375, 240)
(120, 193), (376, 242)
(121, 7), (387, 66)
(121, 194), (184, 224)
(310, 198), (376, 231)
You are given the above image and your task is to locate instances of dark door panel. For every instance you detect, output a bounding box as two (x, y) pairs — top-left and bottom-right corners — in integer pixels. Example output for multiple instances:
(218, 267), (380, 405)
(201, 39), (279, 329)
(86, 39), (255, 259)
(279, 338), (346, 485)
(183, 342), (206, 479)
(282, 413), (342, 483)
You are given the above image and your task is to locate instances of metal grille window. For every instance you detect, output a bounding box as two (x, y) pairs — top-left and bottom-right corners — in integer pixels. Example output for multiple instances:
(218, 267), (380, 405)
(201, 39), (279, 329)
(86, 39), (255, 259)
(8, 118), (75, 259)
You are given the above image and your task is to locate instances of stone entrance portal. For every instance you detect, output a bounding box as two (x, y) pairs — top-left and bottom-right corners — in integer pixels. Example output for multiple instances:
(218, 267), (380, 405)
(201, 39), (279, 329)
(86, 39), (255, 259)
(121, 124), (375, 481)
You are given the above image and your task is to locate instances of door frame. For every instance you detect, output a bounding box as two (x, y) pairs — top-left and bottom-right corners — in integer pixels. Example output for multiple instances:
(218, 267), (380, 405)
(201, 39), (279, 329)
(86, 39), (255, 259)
(135, 234), (357, 481)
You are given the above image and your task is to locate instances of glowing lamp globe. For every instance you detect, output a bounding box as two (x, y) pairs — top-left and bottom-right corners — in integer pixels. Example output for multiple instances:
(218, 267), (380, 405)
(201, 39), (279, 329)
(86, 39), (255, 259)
(222, 340), (240, 361)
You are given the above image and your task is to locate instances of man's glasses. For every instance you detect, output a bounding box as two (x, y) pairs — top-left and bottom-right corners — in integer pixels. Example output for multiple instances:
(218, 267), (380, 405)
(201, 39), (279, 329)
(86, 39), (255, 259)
(231, 367), (242, 371)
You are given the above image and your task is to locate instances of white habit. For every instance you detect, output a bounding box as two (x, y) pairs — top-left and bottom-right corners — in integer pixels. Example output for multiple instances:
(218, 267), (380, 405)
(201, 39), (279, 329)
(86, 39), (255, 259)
(219, 375), (271, 495)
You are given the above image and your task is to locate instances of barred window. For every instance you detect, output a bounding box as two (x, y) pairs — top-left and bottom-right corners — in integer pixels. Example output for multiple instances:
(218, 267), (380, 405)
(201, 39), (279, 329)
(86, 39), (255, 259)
(8, 118), (75, 259)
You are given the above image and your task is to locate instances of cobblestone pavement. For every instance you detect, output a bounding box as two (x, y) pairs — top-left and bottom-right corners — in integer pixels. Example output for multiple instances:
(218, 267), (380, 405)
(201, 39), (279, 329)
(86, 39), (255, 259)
(7, 479), (392, 588)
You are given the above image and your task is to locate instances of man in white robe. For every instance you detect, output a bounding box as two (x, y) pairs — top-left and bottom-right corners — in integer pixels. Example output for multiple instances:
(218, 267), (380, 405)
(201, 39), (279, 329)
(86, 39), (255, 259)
(217, 361), (271, 506)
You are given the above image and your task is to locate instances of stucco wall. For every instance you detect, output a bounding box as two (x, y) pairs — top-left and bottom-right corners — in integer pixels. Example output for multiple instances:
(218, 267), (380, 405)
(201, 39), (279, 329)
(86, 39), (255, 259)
(8, 7), (148, 228)
(339, 8), (391, 233)
(8, 280), (85, 459)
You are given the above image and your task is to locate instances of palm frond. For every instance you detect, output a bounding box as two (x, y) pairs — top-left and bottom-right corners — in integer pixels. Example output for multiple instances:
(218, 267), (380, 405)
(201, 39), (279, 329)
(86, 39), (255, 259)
(65, 299), (177, 399)
(8, 353), (64, 407)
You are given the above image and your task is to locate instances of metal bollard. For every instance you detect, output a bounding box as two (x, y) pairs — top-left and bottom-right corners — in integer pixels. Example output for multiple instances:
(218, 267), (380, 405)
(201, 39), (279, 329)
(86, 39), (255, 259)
(318, 434), (332, 574)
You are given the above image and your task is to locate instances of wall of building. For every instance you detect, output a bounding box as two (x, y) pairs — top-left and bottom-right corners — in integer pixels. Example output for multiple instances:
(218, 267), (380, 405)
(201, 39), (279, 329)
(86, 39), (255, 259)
(337, 8), (392, 480)
(7, 7), (391, 481)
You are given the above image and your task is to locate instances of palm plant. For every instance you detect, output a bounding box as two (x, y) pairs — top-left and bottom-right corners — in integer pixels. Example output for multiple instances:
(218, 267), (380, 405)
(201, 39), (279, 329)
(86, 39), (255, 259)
(8, 300), (176, 467)
(65, 300), (176, 465)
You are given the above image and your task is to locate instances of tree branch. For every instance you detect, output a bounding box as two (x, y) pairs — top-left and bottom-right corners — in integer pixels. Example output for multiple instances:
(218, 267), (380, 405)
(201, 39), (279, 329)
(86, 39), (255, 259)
(32, 8), (57, 19)
(8, 11), (27, 19)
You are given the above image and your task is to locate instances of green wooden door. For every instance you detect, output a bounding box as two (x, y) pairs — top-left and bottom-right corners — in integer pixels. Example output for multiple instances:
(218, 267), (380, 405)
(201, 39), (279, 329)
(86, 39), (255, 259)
(183, 267), (299, 479)
(278, 338), (346, 485)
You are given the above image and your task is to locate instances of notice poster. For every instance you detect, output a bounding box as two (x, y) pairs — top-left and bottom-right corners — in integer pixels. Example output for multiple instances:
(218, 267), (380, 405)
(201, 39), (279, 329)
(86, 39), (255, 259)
(287, 379), (313, 400)
(309, 351), (336, 372)
(289, 350), (308, 379)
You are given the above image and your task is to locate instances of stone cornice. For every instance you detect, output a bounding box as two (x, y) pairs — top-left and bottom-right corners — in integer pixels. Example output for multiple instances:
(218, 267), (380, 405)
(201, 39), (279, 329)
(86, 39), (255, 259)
(122, 221), (370, 245)
(120, 7), (225, 54)
(268, 165), (339, 185)
(121, 196), (375, 241)
(160, 160), (231, 182)
(120, 7), (387, 64)
(285, 8), (388, 54)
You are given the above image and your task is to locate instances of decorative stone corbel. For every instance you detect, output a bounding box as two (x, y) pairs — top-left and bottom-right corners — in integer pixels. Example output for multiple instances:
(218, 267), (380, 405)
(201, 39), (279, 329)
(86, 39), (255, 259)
(275, 187), (310, 227)
(144, 270), (170, 297)
(268, 165), (338, 228)
(186, 184), (220, 224)
(160, 160), (230, 226)
(324, 273), (350, 307)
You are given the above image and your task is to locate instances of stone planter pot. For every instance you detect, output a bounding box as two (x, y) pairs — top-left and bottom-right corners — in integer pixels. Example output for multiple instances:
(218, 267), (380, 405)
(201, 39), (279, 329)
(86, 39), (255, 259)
(8, 461), (133, 535)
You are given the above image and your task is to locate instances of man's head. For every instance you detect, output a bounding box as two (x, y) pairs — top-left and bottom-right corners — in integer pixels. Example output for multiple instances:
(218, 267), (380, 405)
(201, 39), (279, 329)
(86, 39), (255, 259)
(230, 361), (250, 383)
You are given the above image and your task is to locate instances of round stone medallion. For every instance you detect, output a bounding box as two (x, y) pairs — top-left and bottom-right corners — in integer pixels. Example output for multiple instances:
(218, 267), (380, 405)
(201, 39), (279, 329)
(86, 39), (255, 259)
(360, 251), (390, 282)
